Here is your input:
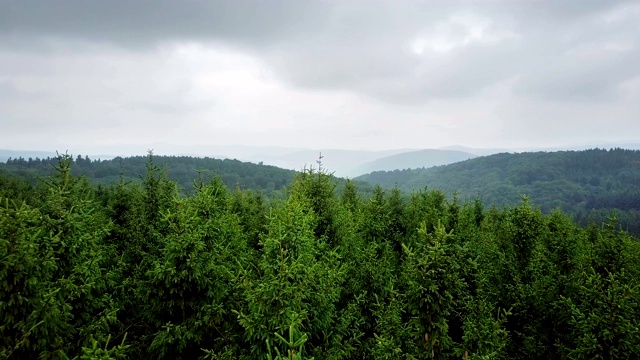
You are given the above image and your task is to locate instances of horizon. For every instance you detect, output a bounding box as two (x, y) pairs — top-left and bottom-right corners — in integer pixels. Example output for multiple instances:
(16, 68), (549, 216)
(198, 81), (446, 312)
(4, 139), (640, 158)
(3, 142), (640, 178)
(3, 139), (640, 157)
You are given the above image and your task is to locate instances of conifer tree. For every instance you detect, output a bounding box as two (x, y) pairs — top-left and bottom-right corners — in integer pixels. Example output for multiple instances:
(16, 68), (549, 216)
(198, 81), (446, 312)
(402, 220), (463, 359)
(288, 165), (339, 245)
(236, 193), (343, 359)
(143, 177), (250, 358)
(1, 154), (121, 358)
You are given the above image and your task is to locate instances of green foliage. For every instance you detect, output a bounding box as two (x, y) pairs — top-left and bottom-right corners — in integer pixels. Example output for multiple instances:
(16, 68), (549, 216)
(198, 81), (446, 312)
(401, 220), (463, 358)
(508, 197), (544, 269)
(358, 148), (640, 235)
(2, 153), (640, 359)
(143, 176), (250, 359)
(560, 271), (640, 358)
(0, 199), (55, 358)
(458, 300), (510, 360)
(1, 154), (121, 359)
(0, 153), (296, 196)
(79, 334), (129, 360)
(265, 319), (315, 360)
(288, 165), (340, 243)
(231, 187), (268, 250)
(340, 179), (360, 212)
(236, 192), (343, 359)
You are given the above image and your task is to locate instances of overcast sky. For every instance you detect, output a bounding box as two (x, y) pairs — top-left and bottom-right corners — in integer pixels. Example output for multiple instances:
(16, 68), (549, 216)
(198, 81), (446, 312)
(1, 0), (639, 154)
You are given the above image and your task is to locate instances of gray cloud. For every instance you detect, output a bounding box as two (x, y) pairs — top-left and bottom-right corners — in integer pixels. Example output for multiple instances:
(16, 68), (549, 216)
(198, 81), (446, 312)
(0, 0), (639, 151)
(0, 79), (43, 102)
(2, 0), (638, 103)
(0, 0), (328, 48)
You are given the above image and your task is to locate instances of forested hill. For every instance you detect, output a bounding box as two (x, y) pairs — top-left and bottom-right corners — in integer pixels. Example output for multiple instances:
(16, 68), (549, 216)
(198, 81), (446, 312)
(2, 154), (640, 358)
(0, 153), (298, 194)
(357, 148), (640, 233)
(350, 148), (476, 176)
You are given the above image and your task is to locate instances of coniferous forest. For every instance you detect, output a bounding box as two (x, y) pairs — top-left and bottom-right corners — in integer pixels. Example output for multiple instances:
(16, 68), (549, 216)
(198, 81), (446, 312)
(0, 154), (298, 196)
(2, 153), (640, 359)
(357, 148), (640, 236)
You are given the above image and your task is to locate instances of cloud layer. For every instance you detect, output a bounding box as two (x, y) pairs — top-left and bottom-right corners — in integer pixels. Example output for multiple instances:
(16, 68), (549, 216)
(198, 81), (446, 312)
(1, 0), (639, 152)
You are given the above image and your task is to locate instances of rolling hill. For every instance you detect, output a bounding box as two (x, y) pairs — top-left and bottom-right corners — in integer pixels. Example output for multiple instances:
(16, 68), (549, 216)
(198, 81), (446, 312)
(0, 146), (493, 178)
(250, 148), (412, 177)
(0, 154), (298, 194)
(350, 149), (476, 176)
(0, 149), (59, 162)
(356, 148), (640, 234)
(0, 153), (376, 197)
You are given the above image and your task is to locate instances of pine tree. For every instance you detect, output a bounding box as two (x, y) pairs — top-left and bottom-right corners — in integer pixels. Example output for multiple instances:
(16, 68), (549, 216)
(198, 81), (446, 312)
(236, 193), (343, 359)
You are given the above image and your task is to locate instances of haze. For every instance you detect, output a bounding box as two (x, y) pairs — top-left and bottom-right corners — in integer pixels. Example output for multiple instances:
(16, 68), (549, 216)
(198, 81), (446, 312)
(1, 0), (639, 155)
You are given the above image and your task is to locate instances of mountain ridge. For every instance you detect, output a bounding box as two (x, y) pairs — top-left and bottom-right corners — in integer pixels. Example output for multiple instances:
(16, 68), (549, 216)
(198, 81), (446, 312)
(349, 149), (476, 176)
(356, 148), (640, 233)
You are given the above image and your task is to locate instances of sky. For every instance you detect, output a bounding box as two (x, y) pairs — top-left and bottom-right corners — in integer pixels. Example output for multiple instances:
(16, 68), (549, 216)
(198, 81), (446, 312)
(1, 0), (639, 154)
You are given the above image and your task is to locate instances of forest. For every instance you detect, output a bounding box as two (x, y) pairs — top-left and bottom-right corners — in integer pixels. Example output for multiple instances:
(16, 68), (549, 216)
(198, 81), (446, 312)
(0, 154), (298, 195)
(1, 152), (639, 359)
(357, 148), (640, 236)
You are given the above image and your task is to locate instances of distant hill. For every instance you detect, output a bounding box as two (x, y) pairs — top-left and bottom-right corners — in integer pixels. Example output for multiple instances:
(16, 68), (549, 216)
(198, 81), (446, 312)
(0, 145), (520, 178)
(254, 148), (482, 178)
(0, 145), (413, 178)
(0, 154), (298, 194)
(437, 145), (507, 156)
(0, 149), (59, 162)
(351, 149), (476, 176)
(0, 153), (376, 197)
(356, 148), (640, 234)
(253, 148), (413, 177)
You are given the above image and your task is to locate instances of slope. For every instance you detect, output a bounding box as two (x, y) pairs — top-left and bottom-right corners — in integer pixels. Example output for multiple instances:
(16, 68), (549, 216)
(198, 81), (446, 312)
(254, 148), (413, 177)
(0, 153), (377, 197)
(351, 149), (476, 176)
(0, 154), (298, 194)
(356, 148), (640, 233)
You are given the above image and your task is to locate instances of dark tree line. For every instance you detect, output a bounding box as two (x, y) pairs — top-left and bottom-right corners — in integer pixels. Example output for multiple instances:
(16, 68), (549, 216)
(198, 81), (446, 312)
(357, 148), (640, 235)
(1, 153), (298, 195)
(2, 153), (639, 359)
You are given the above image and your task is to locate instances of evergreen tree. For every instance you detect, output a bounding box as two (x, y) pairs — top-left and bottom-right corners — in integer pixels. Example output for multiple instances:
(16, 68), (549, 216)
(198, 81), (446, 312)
(1, 154), (122, 359)
(402, 220), (463, 359)
(236, 196), (342, 358)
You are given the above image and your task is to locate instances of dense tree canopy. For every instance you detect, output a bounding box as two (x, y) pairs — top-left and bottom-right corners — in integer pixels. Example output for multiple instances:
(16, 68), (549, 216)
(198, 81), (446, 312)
(0, 153), (297, 195)
(357, 148), (640, 235)
(2, 153), (639, 359)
